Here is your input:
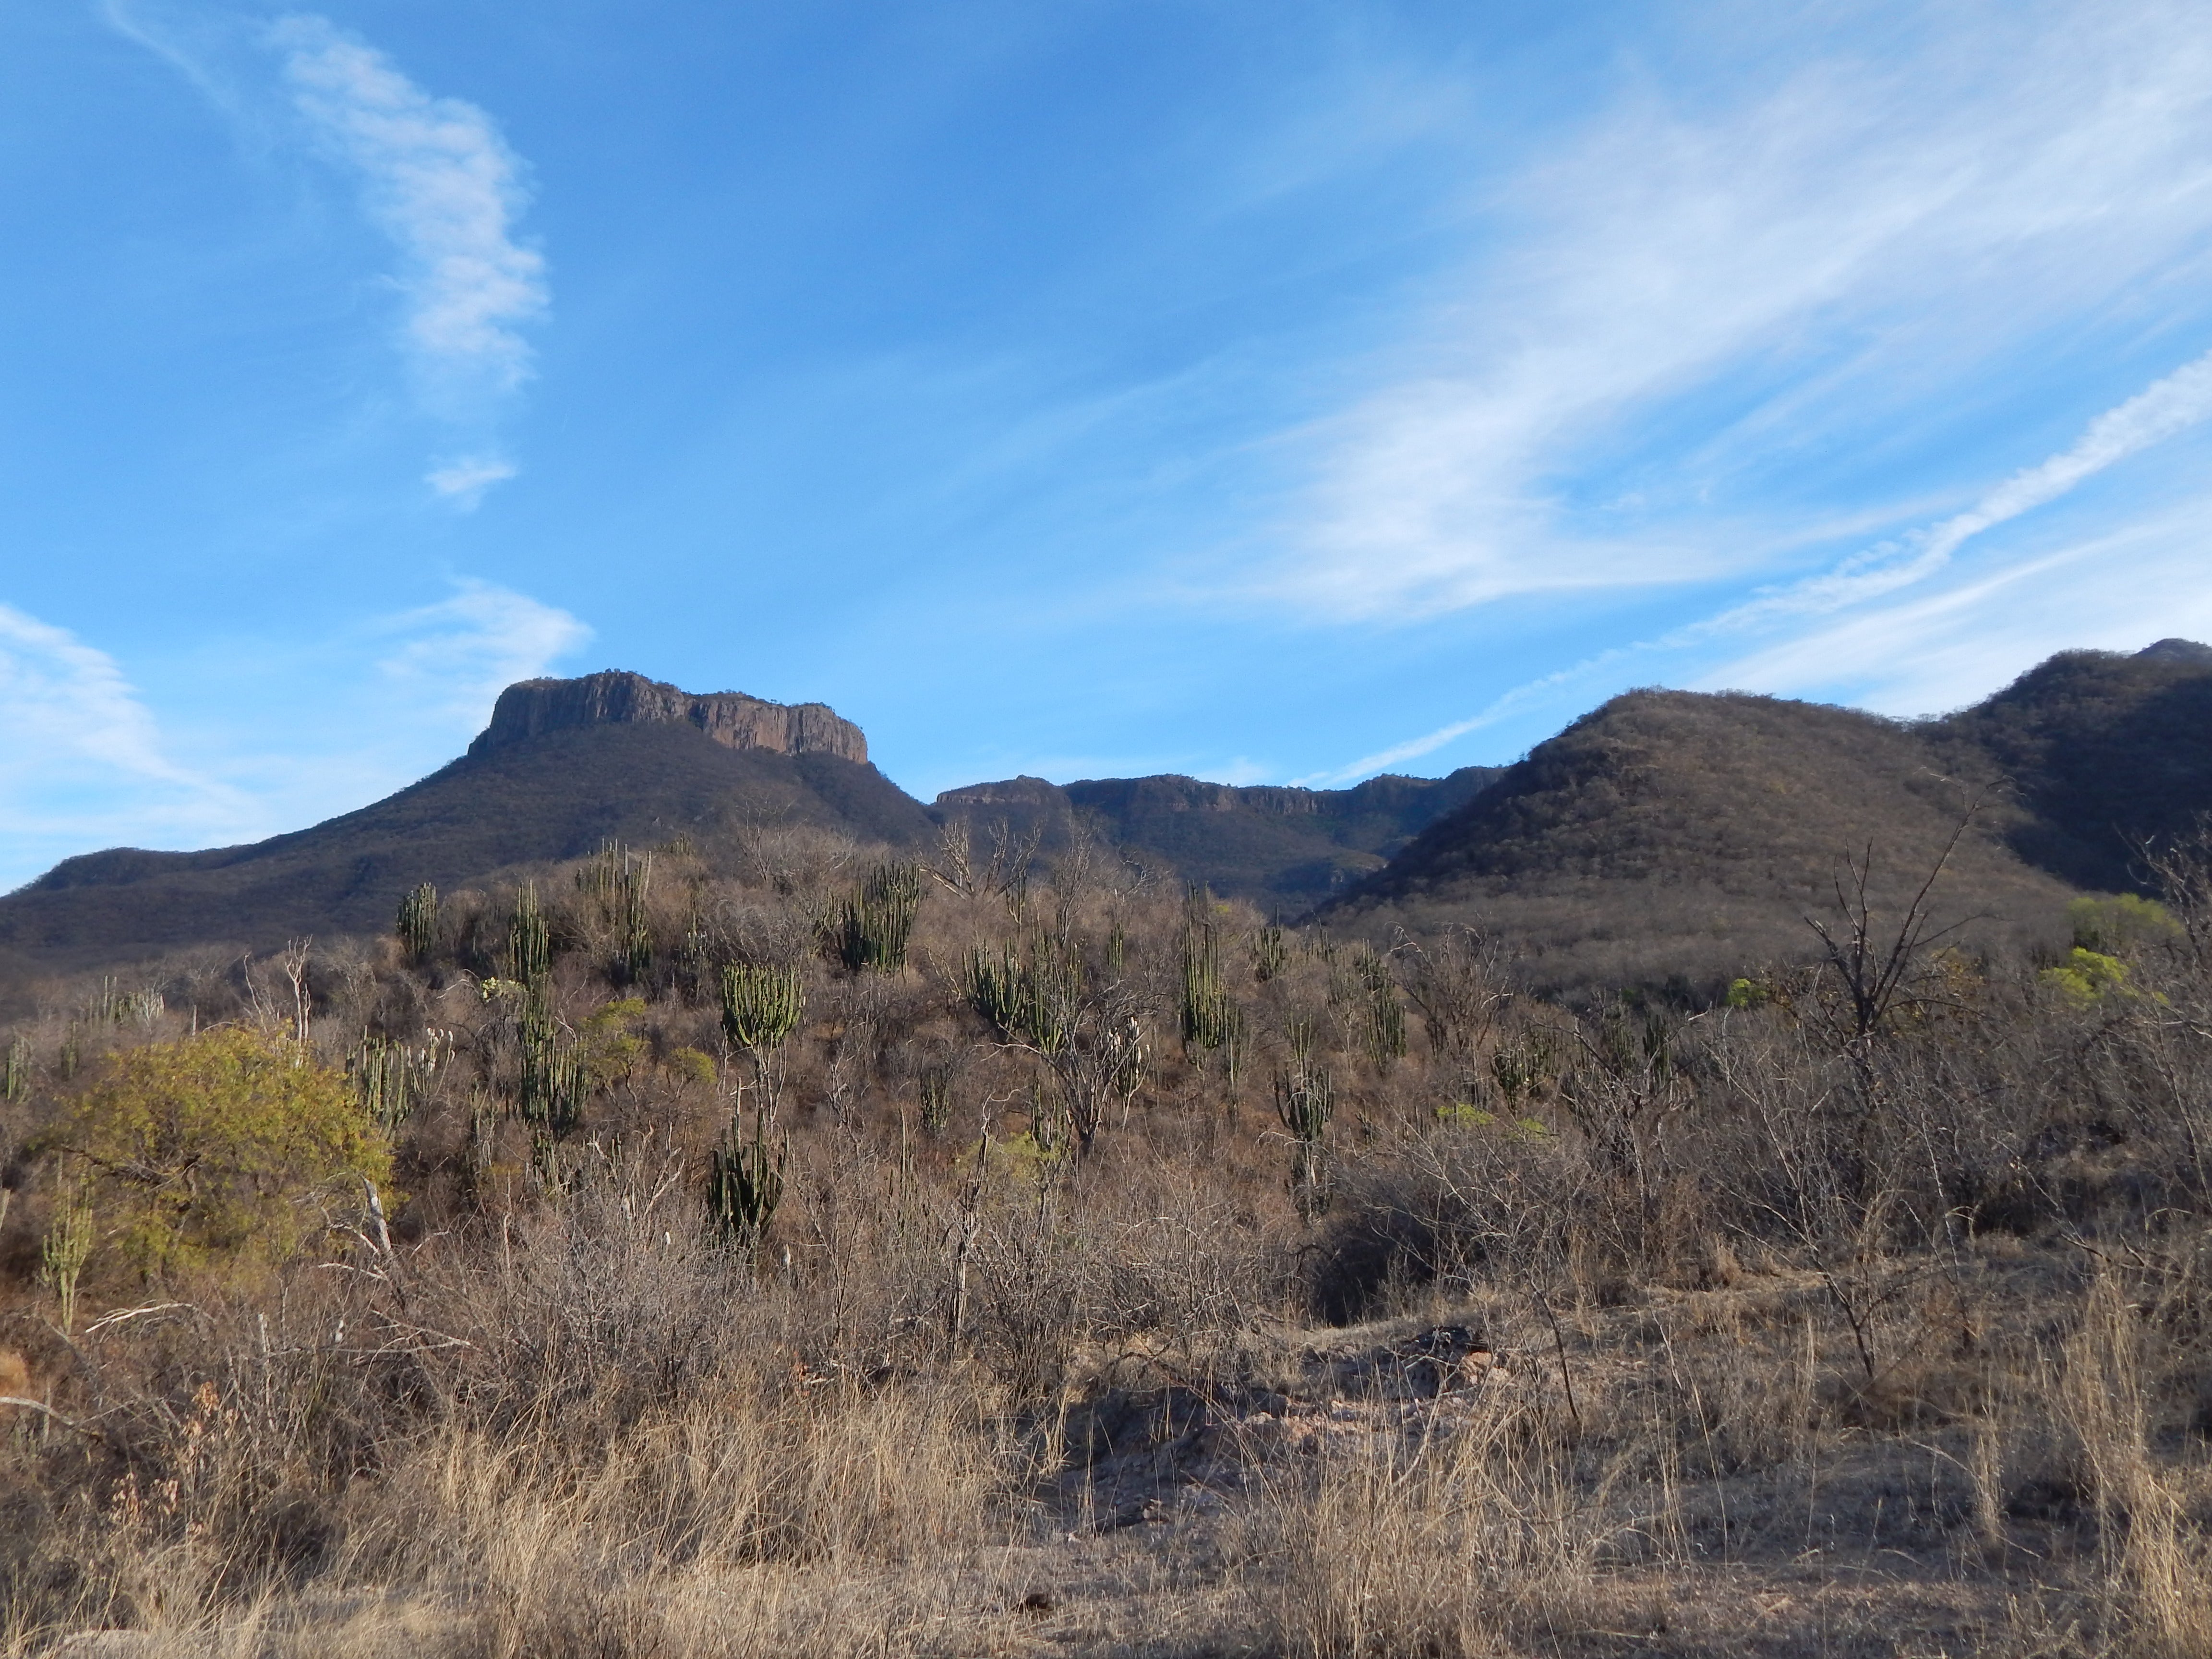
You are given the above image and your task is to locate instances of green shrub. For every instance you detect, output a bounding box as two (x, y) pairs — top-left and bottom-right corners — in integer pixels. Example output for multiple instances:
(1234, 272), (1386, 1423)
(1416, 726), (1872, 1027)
(53, 1026), (391, 1277)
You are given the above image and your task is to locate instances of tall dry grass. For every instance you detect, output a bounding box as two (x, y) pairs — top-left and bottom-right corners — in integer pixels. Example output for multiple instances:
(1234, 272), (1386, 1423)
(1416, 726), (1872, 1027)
(5, 831), (2212, 1653)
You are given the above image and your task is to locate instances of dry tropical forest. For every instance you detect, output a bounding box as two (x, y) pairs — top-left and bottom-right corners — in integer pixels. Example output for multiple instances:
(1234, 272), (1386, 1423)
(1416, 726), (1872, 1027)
(2, 641), (2212, 1657)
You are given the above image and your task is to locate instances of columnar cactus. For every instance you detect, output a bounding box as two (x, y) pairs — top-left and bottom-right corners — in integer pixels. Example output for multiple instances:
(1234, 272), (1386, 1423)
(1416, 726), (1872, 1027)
(1179, 893), (1237, 1055)
(707, 1107), (787, 1253)
(397, 882), (439, 964)
(720, 963), (805, 1053)
(1274, 1016), (1335, 1221)
(826, 862), (923, 974)
(508, 885), (552, 985)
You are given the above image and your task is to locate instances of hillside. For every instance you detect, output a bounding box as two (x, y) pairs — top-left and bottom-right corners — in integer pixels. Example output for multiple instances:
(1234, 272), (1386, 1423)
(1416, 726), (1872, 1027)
(0, 675), (1494, 996)
(9, 642), (2208, 1006)
(1322, 688), (2079, 996)
(932, 767), (1503, 908)
(1934, 638), (2212, 890)
(0, 677), (934, 980)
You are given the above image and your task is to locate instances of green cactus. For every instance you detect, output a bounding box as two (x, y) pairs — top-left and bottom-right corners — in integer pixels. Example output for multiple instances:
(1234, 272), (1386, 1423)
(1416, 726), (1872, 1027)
(578, 842), (654, 984)
(964, 936), (1077, 1054)
(508, 885), (552, 985)
(517, 989), (584, 1145)
(1274, 1016), (1334, 1221)
(707, 1107), (787, 1252)
(1252, 918), (1287, 983)
(720, 963), (805, 1052)
(397, 882), (440, 964)
(347, 1032), (448, 1135)
(917, 1059), (958, 1136)
(826, 861), (923, 974)
(1349, 946), (1407, 1069)
(2, 1034), (29, 1103)
(1179, 895), (1236, 1054)
(349, 1037), (413, 1134)
(40, 1177), (95, 1336)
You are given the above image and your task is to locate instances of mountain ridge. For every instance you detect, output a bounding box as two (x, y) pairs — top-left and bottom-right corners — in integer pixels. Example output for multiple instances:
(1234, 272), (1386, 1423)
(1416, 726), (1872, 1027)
(5, 641), (2210, 1005)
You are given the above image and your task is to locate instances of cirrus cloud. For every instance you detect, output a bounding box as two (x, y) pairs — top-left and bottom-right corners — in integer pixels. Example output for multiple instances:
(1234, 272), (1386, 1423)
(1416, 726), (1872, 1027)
(270, 13), (548, 409)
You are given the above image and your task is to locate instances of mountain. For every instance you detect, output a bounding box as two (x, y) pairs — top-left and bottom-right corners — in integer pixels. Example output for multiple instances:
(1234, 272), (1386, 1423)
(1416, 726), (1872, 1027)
(0, 674), (934, 979)
(1319, 688), (2080, 998)
(931, 767), (1503, 908)
(1321, 641), (2212, 997)
(1932, 640), (2212, 891)
(9, 642), (2209, 1009)
(0, 673), (1493, 992)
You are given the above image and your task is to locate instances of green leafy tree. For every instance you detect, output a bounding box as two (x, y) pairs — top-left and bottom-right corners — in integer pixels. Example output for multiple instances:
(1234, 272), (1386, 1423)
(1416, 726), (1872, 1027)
(53, 1027), (391, 1277)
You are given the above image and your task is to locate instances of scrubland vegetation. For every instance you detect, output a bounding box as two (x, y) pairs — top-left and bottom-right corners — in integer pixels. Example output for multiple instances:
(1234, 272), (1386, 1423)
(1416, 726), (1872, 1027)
(4, 818), (2212, 1656)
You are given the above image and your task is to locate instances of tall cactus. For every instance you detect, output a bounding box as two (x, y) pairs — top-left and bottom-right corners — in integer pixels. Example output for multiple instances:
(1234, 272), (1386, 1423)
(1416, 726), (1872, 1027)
(917, 1059), (958, 1137)
(580, 842), (654, 984)
(1178, 891), (1236, 1054)
(1252, 918), (1287, 983)
(349, 1031), (450, 1135)
(1274, 1016), (1335, 1221)
(517, 990), (584, 1147)
(508, 885), (551, 985)
(721, 962), (804, 1120)
(707, 1107), (787, 1253)
(825, 862), (923, 974)
(964, 936), (1077, 1054)
(1, 1035), (29, 1103)
(397, 882), (440, 964)
(720, 963), (805, 1052)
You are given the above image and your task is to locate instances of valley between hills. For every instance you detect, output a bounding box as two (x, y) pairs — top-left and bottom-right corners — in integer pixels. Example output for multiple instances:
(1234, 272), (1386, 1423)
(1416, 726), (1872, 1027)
(1, 642), (2211, 1657)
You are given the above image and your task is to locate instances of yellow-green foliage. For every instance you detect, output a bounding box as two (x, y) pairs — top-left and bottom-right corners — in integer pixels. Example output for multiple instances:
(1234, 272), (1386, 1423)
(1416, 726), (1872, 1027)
(2069, 892), (2181, 955)
(2042, 947), (2136, 1008)
(55, 1026), (391, 1277)
(665, 1045), (717, 1089)
(579, 997), (649, 1086)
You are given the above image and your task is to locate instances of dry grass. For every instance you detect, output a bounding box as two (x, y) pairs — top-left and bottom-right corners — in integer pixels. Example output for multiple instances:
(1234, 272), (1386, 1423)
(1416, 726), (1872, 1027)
(6, 834), (2212, 1655)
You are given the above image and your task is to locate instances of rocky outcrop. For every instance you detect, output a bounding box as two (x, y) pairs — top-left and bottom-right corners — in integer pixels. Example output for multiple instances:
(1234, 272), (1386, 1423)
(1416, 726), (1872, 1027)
(469, 671), (868, 764)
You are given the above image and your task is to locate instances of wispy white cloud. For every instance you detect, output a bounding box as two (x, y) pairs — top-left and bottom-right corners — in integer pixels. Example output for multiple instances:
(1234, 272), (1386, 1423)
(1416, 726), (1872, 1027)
(0, 605), (258, 885)
(268, 14), (547, 411)
(374, 578), (592, 724)
(1680, 344), (2212, 640)
(0, 605), (199, 793)
(1696, 505), (2212, 717)
(1277, 0), (2212, 621)
(1302, 330), (2212, 783)
(425, 453), (519, 506)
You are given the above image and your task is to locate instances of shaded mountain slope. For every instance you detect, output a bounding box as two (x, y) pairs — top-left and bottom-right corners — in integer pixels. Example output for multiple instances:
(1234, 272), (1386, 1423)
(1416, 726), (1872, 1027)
(0, 719), (933, 974)
(1322, 689), (2077, 998)
(1933, 639), (2212, 891)
(932, 767), (1503, 908)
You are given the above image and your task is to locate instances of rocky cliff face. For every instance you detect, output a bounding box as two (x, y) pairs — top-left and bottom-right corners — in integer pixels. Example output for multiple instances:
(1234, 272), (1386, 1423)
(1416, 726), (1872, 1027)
(469, 671), (869, 764)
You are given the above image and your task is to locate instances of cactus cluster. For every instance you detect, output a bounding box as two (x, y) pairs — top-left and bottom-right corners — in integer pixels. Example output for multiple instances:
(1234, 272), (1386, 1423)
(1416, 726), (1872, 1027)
(917, 1058), (958, 1136)
(1334, 945), (1406, 1069)
(1274, 1016), (1335, 1220)
(39, 1177), (95, 1336)
(720, 963), (805, 1053)
(397, 882), (440, 964)
(1178, 900), (1239, 1055)
(964, 936), (1079, 1054)
(348, 1032), (450, 1135)
(825, 861), (923, 974)
(707, 1107), (787, 1252)
(1252, 918), (1287, 983)
(508, 885), (552, 985)
(578, 842), (655, 984)
(2, 1035), (28, 1102)
(517, 989), (584, 1147)
(84, 977), (162, 1030)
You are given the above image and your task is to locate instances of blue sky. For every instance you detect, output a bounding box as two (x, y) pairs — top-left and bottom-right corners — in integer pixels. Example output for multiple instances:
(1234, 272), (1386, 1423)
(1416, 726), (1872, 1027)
(6, 0), (2212, 890)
